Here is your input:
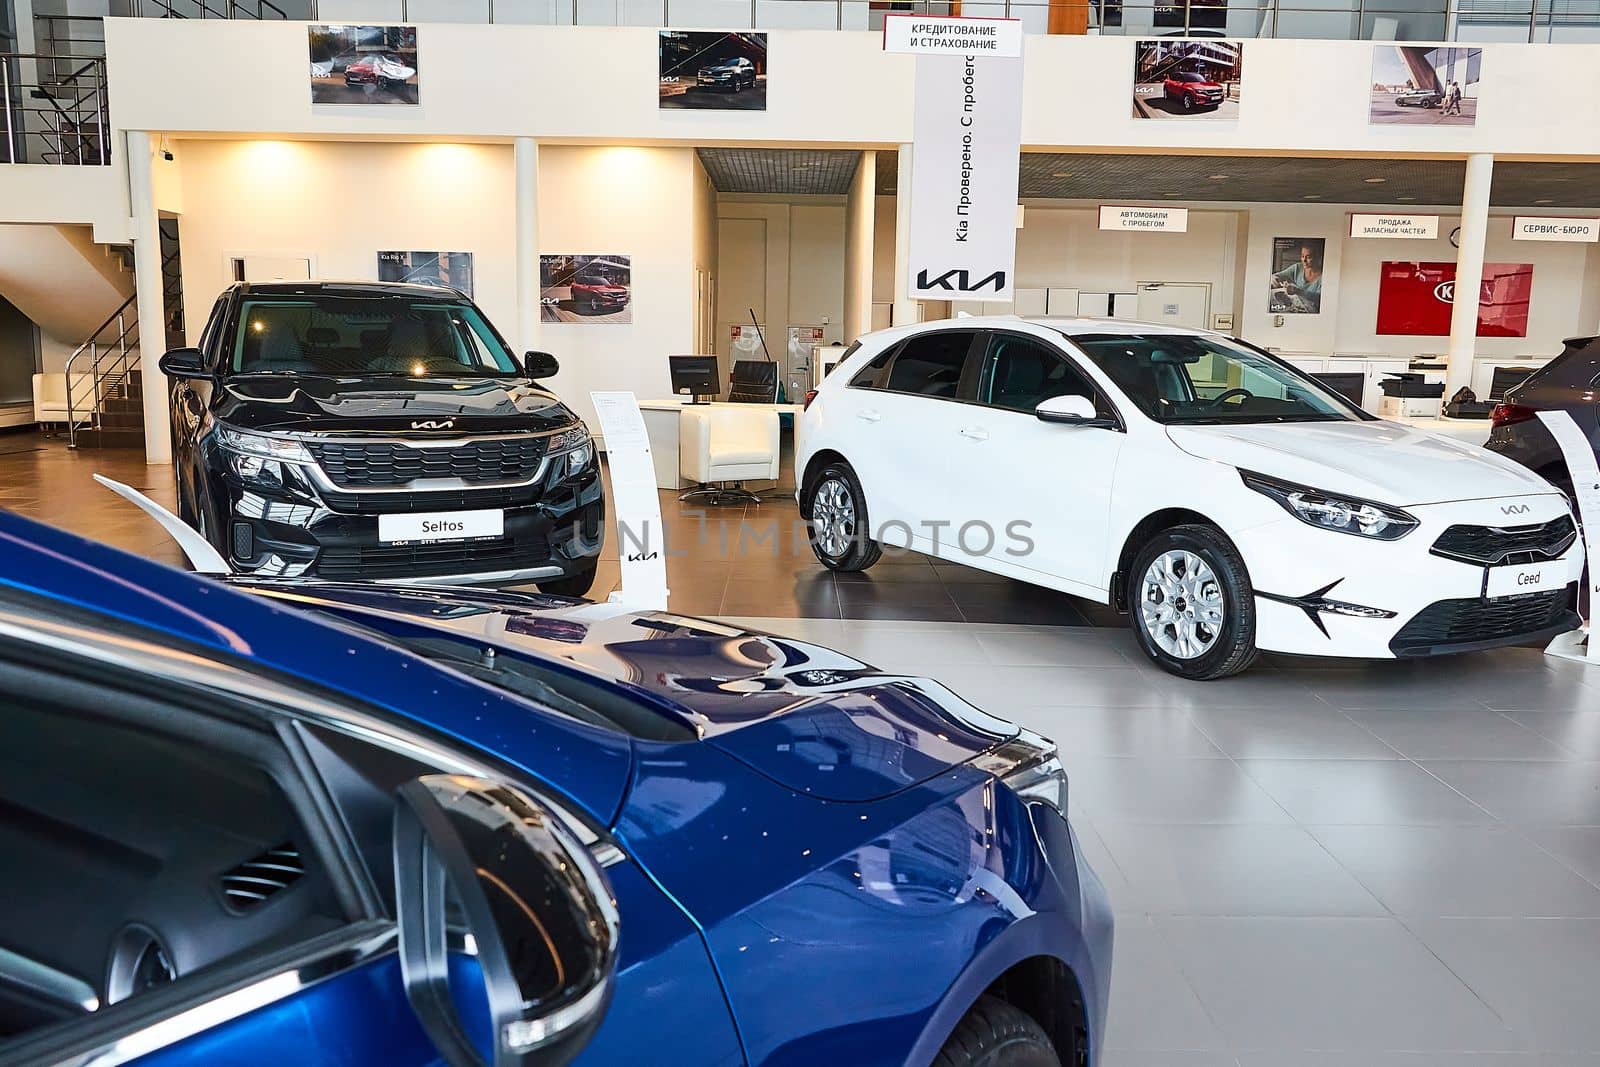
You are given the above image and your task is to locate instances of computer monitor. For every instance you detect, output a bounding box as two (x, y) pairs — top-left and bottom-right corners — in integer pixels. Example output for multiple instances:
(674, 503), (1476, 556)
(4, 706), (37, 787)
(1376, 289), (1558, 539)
(1311, 371), (1365, 407)
(669, 355), (720, 403)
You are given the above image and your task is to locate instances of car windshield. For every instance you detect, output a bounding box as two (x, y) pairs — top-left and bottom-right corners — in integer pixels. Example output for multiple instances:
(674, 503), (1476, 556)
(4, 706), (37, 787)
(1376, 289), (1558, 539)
(231, 295), (519, 377)
(1178, 73), (1205, 82)
(1068, 333), (1366, 424)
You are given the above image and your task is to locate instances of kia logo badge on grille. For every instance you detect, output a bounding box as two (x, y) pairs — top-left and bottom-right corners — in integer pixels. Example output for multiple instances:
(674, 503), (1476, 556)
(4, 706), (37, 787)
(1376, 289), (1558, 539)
(411, 419), (455, 430)
(1502, 504), (1530, 515)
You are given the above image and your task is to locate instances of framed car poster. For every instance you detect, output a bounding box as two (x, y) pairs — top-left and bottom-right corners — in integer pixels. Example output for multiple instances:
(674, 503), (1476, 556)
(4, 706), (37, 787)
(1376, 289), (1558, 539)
(309, 25), (419, 105)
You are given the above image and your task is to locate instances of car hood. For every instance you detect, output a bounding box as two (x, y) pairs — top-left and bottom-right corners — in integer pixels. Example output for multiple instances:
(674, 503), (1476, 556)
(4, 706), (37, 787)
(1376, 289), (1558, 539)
(213, 375), (575, 435)
(242, 585), (1020, 803)
(1166, 420), (1561, 506)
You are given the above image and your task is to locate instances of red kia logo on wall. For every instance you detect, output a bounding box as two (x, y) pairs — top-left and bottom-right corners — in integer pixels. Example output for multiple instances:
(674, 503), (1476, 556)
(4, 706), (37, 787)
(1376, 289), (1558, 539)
(1376, 261), (1533, 337)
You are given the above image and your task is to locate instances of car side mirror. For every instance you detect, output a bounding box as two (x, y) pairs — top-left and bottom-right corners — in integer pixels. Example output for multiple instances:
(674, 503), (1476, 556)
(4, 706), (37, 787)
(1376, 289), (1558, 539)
(393, 775), (618, 1067)
(524, 351), (559, 379)
(1035, 394), (1115, 428)
(158, 347), (209, 380)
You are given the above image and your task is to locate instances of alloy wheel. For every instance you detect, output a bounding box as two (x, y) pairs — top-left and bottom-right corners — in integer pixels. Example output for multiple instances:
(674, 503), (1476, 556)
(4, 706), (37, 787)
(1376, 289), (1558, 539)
(1140, 549), (1225, 660)
(810, 477), (857, 559)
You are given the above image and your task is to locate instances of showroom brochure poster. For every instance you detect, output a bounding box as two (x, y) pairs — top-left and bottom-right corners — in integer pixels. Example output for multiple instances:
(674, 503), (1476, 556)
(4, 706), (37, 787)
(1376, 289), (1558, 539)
(891, 17), (1023, 302)
(589, 392), (668, 612)
(308, 25), (418, 105)
(1536, 411), (1600, 662)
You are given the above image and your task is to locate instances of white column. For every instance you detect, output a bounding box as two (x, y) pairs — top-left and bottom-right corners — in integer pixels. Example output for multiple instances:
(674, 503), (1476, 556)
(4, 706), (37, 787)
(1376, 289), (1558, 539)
(1446, 152), (1494, 396)
(892, 143), (920, 329)
(514, 137), (540, 355)
(127, 130), (172, 466)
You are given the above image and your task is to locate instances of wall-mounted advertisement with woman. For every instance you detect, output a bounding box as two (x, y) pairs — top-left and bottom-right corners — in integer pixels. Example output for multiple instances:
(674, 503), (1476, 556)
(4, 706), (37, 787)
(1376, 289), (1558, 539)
(1268, 237), (1326, 314)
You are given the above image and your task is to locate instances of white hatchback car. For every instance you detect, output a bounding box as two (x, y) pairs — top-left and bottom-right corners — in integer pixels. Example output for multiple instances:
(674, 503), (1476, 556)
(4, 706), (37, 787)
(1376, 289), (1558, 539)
(797, 317), (1584, 679)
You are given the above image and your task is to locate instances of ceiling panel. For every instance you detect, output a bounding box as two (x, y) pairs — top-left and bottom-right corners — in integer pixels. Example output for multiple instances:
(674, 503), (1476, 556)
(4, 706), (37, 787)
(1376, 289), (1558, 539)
(696, 148), (862, 195)
(874, 151), (1600, 208)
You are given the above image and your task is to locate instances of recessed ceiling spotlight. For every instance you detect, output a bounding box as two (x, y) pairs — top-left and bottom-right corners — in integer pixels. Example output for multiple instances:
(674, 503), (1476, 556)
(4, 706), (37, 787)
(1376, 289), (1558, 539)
(1051, 171), (1072, 178)
(1364, 177), (1388, 184)
(1208, 174), (1229, 180)
(1536, 198), (1554, 204)
(1303, 193), (1323, 199)
(1396, 195), (1416, 201)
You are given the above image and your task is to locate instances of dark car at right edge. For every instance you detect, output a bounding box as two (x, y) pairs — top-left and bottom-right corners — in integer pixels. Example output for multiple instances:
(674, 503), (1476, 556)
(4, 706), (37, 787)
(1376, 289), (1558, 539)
(1485, 334), (1600, 501)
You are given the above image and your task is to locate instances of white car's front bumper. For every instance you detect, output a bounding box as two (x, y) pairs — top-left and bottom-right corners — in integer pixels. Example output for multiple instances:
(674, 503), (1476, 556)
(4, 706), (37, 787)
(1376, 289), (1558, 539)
(1234, 493), (1583, 659)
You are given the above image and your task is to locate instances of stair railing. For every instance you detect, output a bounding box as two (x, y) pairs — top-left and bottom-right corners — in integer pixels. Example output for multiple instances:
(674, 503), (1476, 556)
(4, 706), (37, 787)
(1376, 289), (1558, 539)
(63, 291), (140, 449)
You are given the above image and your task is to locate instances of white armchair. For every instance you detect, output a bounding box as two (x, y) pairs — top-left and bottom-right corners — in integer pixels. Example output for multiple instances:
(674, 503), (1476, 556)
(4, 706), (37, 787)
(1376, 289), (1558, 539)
(32, 373), (98, 435)
(679, 405), (780, 505)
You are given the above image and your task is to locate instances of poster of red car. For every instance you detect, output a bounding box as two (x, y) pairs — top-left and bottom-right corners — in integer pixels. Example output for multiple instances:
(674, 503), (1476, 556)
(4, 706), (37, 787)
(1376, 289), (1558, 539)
(540, 255), (632, 324)
(1375, 260), (1533, 337)
(309, 25), (418, 105)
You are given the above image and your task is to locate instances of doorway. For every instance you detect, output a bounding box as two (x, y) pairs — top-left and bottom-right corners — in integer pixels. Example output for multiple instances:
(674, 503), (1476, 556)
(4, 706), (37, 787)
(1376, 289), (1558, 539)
(1134, 282), (1211, 330)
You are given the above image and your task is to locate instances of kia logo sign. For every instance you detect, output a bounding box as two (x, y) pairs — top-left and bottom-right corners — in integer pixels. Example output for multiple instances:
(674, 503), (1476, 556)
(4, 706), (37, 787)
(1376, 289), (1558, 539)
(1432, 281), (1455, 303)
(915, 268), (1008, 293)
(411, 419), (455, 430)
(1501, 503), (1530, 515)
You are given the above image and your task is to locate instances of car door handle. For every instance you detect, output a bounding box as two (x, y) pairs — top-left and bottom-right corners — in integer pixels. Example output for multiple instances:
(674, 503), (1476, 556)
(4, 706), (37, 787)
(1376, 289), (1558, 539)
(959, 427), (989, 441)
(858, 410), (882, 423)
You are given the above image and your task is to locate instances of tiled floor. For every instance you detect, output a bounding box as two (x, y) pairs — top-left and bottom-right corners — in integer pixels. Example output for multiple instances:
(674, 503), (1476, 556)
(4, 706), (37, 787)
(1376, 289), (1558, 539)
(10, 432), (1600, 1064)
(721, 617), (1600, 1067)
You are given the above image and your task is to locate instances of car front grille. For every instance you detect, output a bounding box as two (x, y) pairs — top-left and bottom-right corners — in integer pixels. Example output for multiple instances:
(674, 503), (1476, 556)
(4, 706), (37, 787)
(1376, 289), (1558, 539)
(318, 484), (543, 514)
(314, 532), (552, 581)
(1430, 516), (1577, 565)
(1390, 586), (1574, 654)
(307, 437), (547, 488)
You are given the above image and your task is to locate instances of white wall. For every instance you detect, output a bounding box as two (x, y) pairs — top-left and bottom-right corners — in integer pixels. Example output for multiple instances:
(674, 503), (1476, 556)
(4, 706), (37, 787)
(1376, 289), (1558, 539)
(1014, 205), (1244, 325)
(170, 140), (699, 430)
(103, 22), (1600, 158)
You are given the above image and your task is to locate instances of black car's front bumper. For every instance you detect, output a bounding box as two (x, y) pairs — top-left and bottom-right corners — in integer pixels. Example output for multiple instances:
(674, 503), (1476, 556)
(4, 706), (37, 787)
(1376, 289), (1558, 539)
(200, 441), (604, 584)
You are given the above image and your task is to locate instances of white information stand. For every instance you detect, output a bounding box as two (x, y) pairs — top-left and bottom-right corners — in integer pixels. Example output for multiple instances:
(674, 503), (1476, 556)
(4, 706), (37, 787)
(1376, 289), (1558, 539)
(589, 391), (669, 613)
(1538, 410), (1600, 664)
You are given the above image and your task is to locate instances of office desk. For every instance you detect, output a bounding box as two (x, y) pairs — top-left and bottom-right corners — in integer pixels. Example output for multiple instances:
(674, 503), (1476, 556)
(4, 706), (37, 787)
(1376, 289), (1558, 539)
(639, 398), (802, 490)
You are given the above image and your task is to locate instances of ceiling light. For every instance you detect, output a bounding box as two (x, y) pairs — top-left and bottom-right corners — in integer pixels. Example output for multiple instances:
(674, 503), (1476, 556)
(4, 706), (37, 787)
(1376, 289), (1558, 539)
(1396, 195), (1416, 201)
(1536, 198), (1554, 204)
(1208, 174), (1229, 180)
(1364, 177), (1388, 184)
(1303, 194), (1323, 199)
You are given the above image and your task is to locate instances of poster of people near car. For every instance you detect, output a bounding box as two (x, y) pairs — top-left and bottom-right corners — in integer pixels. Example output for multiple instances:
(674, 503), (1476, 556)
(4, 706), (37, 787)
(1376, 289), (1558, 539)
(540, 255), (633, 324)
(1132, 39), (1243, 121)
(376, 251), (473, 296)
(1375, 260), (1531, 336)
(1370, 46), (1481, 126)
(1269, 237), (1327, 314)
(309, 25), (418, 105)
(659, 31), (767, 111)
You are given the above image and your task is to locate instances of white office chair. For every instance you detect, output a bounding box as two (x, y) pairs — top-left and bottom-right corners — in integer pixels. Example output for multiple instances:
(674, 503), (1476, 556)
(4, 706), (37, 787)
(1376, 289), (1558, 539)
(679, 406), (779, 506)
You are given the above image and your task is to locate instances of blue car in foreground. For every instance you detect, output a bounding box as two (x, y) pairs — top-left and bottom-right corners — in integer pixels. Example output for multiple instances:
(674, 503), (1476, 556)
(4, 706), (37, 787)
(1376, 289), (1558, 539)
(0, 507), (1111, 1067)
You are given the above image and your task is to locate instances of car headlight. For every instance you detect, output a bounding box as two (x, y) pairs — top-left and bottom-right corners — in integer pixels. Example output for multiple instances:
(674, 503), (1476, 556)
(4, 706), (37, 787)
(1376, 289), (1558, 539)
(212, 424), (313, 464)
(1241, 470), (1418, 541)
(547, 424), (593, 478)
(973, 731), (1067, 814)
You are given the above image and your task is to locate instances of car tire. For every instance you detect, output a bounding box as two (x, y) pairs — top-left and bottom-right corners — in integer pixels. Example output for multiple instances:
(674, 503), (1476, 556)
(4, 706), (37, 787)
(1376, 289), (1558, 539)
(1181, 94), (1194, 111)
(1128, 524), (1257, 681)
(802, 461), (881, 573)
(932, 996), (1060, 1067)
(539, 560), (599, 599)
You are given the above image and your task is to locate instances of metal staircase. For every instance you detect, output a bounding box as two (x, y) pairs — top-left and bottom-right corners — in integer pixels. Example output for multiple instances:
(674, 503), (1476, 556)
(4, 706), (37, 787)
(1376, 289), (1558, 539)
(61, 231), (182, 449)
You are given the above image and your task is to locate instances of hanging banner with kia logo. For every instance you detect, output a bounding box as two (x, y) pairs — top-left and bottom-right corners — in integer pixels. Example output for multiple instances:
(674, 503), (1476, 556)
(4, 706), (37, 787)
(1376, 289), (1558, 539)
(1374, 260), (1534, 337)
(886, 15), (1024, 302)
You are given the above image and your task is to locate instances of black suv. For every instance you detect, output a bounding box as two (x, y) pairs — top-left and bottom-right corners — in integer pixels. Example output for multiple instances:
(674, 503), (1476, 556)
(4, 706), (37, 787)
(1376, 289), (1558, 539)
(161, 281), (603, 594)
(1485, 335), (1600, 500)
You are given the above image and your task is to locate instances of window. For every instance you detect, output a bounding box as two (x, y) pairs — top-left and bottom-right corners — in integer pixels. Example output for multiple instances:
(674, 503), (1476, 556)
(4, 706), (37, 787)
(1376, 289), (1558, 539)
(979, 334), (1106, 416)
(1069, 332), (1363, 425)
(0, 698), (342, 1042)
(884, 332), (975, 398)
(231, 295), (519, 377)
(848, 343), (896, 389)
